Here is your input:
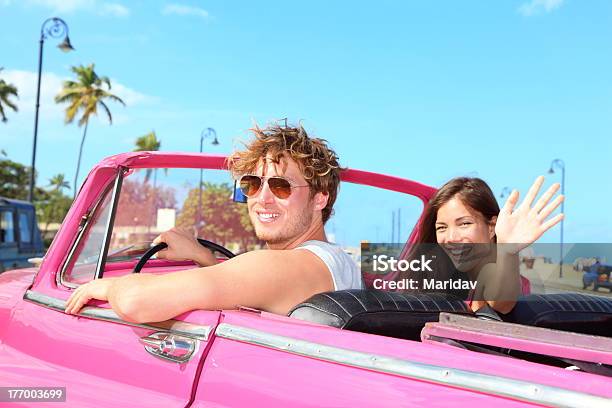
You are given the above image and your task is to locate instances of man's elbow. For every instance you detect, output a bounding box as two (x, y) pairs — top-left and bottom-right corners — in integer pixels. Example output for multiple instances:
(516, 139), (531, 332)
(110, 287), (155, 323)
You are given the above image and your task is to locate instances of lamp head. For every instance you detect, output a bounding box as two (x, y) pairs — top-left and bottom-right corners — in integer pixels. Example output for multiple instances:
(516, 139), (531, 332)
(211, 137), (219, 145)
(58, 35), (74, 52)
(548, 167), (554, 174)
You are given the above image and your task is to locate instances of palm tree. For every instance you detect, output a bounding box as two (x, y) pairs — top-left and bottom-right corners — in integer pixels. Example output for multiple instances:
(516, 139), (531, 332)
(55, 63), (125, 198)
(133, 130), (163, 233)
(48, 173), (70, 192)
(43, 173), (71, 236)
(133, 130), (161, 183)
(0, 67), (18, 123)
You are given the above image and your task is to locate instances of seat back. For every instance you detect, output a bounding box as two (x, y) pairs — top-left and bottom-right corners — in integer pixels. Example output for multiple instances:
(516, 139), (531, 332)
(288, 289), (471, 340)
(503, 293), (612, 337)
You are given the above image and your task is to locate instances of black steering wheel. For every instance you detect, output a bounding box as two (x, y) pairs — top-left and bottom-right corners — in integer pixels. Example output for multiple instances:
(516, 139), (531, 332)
(133, 238), (236, 273)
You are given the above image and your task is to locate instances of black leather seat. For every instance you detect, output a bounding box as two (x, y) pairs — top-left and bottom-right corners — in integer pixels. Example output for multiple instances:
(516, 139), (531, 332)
(288, 289), (472, 340)
(289, 290), (612, 341)
(503, 293), (612, 337)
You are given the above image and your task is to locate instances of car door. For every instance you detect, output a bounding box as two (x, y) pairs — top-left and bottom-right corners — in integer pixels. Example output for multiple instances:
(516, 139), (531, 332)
(0, 178), (220, 407)
(1, 288), (220, 407)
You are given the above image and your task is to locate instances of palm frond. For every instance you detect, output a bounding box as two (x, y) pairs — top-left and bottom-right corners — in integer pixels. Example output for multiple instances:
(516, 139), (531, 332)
(98, 100), (113, 124)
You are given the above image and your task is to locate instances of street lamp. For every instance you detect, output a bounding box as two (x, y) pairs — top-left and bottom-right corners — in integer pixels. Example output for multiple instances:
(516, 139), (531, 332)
(198, 128), (219, 229)
(499, 187), (511, 200)
(29, 17), (74, 202)
(548, 159), (565, 278)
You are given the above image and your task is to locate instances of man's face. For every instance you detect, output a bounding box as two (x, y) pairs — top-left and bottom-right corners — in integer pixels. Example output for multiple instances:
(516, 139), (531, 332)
(246, 154), (325, 248)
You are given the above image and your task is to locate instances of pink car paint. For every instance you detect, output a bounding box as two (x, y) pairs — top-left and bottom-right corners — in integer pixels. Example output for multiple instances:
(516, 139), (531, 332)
(0, 152), (610, 407)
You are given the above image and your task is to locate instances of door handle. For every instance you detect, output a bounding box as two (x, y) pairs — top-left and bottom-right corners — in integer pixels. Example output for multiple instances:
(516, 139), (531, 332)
(139, 332), (198, 363)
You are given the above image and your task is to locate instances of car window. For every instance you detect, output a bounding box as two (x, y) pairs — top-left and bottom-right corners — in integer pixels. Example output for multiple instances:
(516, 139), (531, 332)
(63, 167), (425, 283)
(63, 168), (262, 284)
(63, 189), (113, 285)
(104, 168), (261, 263)
(0, 210), (15, 244)
(18, 210), (32, 244)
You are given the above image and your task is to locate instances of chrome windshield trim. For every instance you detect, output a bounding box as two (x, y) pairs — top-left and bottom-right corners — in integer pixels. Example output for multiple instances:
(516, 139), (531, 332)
(215, 323), (609, 408)
(24, 290), (213, 340)
(58, 181), (115, 289)
(95, 167), (124, 280)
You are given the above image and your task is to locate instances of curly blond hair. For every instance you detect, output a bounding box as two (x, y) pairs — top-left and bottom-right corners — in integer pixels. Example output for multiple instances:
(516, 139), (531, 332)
(228, 123), (341, 223)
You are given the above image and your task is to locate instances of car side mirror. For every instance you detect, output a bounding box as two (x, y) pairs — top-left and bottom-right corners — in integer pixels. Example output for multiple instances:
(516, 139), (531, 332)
(232, 181), (247, 203)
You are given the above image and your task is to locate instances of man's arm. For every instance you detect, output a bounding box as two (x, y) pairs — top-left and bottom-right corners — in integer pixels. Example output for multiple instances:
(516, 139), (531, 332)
(68, 249), (334, 323)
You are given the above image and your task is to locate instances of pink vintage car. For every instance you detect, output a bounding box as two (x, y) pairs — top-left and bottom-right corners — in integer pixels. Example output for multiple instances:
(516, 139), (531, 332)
(0, 151), (610, 407)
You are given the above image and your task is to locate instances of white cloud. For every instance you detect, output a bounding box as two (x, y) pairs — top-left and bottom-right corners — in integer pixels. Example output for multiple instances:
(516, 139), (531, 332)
(110, 81), (159, 107)
(162, 3), (209, 19)
(518, 0), (564, 17)
(99, 2), (129, 17)
(0, 69), (157, 128)
(25, 0), (95, 13)
(20, 0), (129, 17)
(2, 69), (66, 121)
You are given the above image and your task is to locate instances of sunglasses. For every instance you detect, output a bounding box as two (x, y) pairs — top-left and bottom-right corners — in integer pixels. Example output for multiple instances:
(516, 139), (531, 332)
(238, 175), (309, 199)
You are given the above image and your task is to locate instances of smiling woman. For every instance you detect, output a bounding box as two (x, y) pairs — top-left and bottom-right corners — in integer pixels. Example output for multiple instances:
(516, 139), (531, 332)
(406, 176), (564, 313)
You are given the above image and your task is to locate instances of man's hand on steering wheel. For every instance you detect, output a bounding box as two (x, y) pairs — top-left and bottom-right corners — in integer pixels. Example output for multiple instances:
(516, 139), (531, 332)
(153, 227), (217, 267)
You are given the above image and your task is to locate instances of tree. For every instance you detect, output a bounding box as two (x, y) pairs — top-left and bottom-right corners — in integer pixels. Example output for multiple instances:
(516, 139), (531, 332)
(133, 130), (162, 183)
(0, 67), (18, 123)
(0, 155), (48, 200)
(39, 174), (72, 236)
(114, 178), (177, 228)
(48, 173), (70, 192)
(176, 182), (262, 252)
(55, 63), (125, 198)
(0, 158), (31, 199)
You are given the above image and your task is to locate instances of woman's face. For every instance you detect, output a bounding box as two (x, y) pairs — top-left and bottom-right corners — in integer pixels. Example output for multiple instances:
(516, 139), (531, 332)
(435, 196), (496, 272)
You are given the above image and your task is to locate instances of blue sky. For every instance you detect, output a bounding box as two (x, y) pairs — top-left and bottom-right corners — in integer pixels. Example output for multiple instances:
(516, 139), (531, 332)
(1, 0), (611, 243)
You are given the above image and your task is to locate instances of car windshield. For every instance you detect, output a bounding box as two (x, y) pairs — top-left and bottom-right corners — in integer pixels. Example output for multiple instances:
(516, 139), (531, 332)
(64, 166), (423, 284)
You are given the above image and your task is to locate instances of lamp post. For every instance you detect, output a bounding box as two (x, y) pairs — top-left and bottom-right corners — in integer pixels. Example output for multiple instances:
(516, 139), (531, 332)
(29, 17), (74, 203)
(198, 128), (219, 229)
(548, 159), (565, 278)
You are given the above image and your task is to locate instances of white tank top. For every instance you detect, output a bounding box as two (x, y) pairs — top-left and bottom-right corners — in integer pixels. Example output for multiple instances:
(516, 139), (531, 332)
(296, 240), (363, 290)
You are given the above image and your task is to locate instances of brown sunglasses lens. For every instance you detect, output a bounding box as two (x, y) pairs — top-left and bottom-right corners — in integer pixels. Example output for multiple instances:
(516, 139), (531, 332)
(239, 176), (262, 197)
(268, 177), (292, 199)
(239, 176), (293, 199)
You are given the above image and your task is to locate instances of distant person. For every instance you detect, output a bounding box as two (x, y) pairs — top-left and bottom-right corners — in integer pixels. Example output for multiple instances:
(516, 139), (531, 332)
(408, 176), (564, 313)
(583, 258), (602, 289)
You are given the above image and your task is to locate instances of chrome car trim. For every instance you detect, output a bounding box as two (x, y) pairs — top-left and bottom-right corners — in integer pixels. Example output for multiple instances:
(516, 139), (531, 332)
(139, 331), (199, 363)
(215, 323), (609, 408)
(95, 167), (124, 280)
(23, 290), (213, 340)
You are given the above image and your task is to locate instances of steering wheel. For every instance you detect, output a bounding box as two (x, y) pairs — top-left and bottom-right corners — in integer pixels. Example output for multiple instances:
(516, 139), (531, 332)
(133, 238), (236, 273)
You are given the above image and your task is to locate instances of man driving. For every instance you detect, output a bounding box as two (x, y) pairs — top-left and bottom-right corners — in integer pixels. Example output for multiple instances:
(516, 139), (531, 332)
(65, 124), (362, 322)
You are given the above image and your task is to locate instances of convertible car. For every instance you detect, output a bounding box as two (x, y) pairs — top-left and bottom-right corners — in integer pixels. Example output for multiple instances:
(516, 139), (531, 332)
(0, 152), (610, 407)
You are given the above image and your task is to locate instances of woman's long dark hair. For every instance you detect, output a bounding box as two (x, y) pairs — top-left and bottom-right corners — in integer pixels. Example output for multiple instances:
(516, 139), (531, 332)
(416, 177), (500, 244)
(400, 177), (500, 296)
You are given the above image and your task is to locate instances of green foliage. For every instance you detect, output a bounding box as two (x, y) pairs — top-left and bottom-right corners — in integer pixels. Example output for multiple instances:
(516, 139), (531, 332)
(38, 173), (72, 233)
(55, 63), (126, 198)
(55, 63), (125, 126)
(38, 190), (72, 224)
(133, 130), (164, 183)
(0, 67), (18, 123)
(0, 156), (72, 241)
(134, 130), (161, 152)
(0, 156), (44, 200)
(177, 182), (261, 252)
